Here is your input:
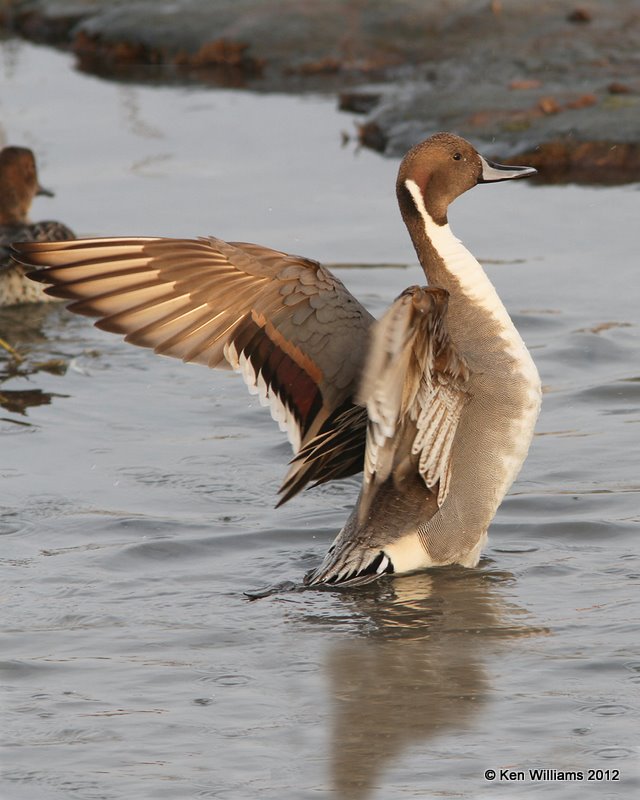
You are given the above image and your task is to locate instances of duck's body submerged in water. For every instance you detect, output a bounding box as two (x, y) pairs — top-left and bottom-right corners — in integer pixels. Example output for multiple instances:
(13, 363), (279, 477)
(13, 133), (541, 587)
(0, 146), (75, 306)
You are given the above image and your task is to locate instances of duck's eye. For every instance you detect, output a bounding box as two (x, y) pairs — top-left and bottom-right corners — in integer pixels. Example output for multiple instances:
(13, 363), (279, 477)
(453, 153), (462, 161)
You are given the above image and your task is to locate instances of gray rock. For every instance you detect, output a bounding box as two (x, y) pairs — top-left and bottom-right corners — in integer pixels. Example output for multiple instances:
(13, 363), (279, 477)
(3, 0), (640, 180)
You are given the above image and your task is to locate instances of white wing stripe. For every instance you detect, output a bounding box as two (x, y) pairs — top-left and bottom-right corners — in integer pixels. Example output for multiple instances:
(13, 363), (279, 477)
(224, 340), (302, 452)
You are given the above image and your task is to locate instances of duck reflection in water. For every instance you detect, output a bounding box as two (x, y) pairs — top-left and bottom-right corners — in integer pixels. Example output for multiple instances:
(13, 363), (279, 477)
(303, 566), (541, 800)
(0, 304), (69, 421)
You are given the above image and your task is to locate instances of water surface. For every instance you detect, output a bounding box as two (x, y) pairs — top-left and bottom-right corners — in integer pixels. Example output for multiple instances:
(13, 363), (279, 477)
(1, 40), (639, 799)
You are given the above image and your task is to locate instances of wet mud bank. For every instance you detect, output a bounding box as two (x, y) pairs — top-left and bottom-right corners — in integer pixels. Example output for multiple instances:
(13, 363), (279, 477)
(2, 0), (640, 183)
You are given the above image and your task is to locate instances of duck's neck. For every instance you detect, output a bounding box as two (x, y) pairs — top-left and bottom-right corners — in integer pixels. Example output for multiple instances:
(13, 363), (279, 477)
(403, 179), (513, 323)
(400, 178), (525, 366)
(0, 198), (30, 227)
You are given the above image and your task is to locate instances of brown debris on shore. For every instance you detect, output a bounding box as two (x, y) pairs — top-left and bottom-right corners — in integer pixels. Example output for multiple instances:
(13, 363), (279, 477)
(507, 140), (640, 185)
(72, 29), (264, 81)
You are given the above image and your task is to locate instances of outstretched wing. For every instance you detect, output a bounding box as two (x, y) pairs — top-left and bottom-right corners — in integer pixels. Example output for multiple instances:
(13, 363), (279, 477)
(12, 236), (374, 501)
(357, 284), (470, 520)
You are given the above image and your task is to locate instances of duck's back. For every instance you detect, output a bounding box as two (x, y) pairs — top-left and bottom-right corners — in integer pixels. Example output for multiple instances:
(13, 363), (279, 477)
(1, 221), (75, 305)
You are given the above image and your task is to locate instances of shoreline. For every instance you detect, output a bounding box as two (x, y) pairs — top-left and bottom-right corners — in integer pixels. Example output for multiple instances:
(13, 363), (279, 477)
(2, 0), (639, 183)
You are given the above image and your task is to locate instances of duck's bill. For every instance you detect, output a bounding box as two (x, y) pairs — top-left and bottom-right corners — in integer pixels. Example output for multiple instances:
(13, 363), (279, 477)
(478, 155), (537, 183)
(36, 184), (55, 197)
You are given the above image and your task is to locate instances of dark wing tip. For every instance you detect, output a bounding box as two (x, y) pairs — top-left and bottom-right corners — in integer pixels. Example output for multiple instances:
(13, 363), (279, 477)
(23, 268), (54, 286)
(10, 238), (76, 271)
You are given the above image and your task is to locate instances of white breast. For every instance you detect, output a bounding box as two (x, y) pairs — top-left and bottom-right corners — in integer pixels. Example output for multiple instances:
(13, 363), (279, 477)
(404, 178), (541, 495)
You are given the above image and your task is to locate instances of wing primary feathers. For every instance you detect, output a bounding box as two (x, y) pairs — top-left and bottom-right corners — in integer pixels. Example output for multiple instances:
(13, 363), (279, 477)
(12, 235), (373, 503)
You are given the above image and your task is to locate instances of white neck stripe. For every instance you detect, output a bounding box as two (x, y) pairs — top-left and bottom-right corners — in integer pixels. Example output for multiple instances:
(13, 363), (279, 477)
(402, 178), (540, 388)
(404, 178), (442, 229)
(404, 177), (512, 325)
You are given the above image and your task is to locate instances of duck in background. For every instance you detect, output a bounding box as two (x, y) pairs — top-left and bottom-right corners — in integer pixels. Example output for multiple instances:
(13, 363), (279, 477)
(0, 146), (75, 307)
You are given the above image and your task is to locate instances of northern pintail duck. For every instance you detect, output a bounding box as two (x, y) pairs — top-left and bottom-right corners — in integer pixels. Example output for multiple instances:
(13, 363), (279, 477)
(0, 146), (75, 306)
(12, 133), (541, 587)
